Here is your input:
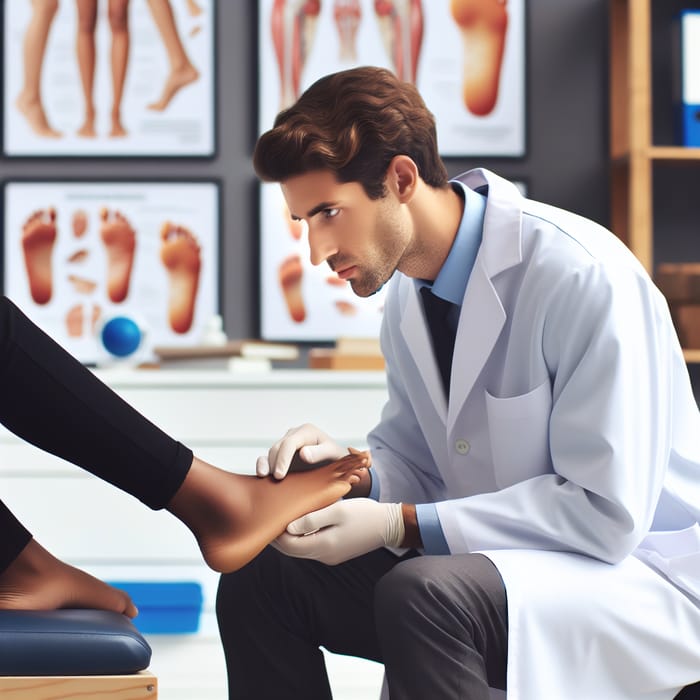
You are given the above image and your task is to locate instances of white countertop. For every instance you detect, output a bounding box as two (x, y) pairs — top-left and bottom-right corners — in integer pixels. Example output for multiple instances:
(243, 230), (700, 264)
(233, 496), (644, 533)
(93, 367), (388, 389)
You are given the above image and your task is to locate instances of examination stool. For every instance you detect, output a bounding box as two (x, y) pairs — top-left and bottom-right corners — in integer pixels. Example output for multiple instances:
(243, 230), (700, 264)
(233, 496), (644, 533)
(0, 609), (157, 699)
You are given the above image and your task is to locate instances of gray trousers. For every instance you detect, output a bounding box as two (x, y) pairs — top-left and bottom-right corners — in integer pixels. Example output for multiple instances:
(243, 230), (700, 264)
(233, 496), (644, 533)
(216, 546), (508, 700)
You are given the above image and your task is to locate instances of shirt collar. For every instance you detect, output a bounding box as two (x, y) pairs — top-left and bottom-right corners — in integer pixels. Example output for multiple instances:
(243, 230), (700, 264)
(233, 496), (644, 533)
(416, 180), (487, 306)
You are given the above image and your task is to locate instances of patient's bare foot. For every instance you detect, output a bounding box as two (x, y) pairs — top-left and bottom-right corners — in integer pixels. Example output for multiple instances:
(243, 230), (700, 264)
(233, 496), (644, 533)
(167, 452), (370, 573)
(100, 208), (136, 303)
(160, 222), (201, 334)
(15, 93), (61, 138)
(22, 208), (57, 305)
(450, 0), (508, 116)
(148, 64), (199, 111)
(0, 539), (137, 617)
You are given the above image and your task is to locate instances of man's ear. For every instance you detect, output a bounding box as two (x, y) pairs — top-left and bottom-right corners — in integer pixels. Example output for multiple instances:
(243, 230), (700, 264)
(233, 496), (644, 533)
(386, 155), (419, 202)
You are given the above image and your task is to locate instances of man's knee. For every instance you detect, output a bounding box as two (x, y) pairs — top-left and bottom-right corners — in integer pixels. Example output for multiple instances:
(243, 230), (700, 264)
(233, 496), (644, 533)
(374, 555), (437, 629)
(374, 553), (507, 635)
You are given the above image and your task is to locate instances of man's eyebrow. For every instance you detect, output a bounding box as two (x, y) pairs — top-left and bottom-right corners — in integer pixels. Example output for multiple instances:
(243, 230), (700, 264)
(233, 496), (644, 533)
(290, 201), (337, 221)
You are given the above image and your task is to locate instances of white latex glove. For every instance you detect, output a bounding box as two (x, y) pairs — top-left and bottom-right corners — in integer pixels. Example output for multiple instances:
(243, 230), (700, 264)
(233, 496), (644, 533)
(256, 423), (346, 479)
(273, 498), (405, 566)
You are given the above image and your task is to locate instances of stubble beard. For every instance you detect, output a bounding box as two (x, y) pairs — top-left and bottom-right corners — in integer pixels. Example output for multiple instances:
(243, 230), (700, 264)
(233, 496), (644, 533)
(348, 245), (403, 298)
(347, 205), (408, 297)
(349, 268), (390, 297)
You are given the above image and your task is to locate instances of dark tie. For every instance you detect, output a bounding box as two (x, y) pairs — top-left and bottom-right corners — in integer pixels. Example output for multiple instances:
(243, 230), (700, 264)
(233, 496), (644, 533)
(420, 286), (457, 397)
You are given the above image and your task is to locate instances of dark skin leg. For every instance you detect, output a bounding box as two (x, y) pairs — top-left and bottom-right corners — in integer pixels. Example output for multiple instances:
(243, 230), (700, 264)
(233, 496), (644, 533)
(0, 452), (368, 614)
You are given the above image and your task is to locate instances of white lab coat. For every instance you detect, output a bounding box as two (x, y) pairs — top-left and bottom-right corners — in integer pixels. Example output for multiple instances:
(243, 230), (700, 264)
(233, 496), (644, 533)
(369, 168), (700, 699)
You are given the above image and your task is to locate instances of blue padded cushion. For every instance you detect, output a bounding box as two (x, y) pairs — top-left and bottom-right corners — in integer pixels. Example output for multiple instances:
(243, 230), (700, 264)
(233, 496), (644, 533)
(0, 609), (152, 676)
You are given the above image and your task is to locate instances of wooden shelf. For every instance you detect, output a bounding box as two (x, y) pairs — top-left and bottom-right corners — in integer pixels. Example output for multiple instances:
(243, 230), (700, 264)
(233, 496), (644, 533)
(612, 147), (700, 164)
(649, 146), (700, 161)
(611, 0), (700, 367)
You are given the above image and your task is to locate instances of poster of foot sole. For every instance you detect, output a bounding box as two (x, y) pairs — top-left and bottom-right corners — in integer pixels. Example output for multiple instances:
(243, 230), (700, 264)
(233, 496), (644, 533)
(259, 182), (388, 342)
(3, 180), (220, 364)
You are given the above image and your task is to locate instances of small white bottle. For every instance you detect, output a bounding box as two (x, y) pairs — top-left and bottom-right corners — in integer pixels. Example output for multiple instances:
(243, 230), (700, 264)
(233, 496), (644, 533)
(200, 314), (227, 346)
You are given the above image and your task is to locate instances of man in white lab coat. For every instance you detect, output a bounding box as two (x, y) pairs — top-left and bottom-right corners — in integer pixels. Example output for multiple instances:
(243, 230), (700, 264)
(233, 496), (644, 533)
(216, 66), (700, 699)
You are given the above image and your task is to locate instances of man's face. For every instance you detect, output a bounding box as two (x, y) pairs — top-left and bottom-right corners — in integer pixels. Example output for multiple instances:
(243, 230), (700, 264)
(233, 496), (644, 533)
(281, 169), (411, 297)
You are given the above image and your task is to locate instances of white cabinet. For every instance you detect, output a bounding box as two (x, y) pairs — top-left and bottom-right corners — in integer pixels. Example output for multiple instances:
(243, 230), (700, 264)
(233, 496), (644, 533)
(0, 369), (389, 700)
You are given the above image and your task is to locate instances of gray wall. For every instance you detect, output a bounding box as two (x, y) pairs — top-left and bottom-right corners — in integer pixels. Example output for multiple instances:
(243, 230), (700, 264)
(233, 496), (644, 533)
(0, 0), (611, 340)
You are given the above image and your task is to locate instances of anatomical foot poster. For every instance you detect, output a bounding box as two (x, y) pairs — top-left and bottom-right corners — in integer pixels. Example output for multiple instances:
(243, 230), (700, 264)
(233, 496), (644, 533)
(3, 0), (215, 157)
(3, 180), (220, 364)
(258, 0), (525, 157)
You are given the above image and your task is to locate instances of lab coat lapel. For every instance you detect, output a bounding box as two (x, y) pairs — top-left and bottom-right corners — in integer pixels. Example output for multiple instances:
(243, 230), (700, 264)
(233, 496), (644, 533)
(400, 168), (523, 428)
(447, 169), (523, 434)
(402, 286), (448, 421)
(447, 260), (505, 433)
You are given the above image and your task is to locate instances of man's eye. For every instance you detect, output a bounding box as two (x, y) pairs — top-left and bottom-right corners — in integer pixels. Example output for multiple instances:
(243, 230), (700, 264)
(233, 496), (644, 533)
(323, 208), (340, 219)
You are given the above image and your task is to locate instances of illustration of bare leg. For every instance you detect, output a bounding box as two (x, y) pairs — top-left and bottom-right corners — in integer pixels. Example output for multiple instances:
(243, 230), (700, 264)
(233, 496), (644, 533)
(279, 254), (306, 323)
(333, 0), (361, 62)
(160, 223), (201, 334)
(16, 0), (62, 138)
(22, 208), (57, 305)
(270, 0), (321, 111)
(100, 208), (136, 303)
(145, 0), (199, 111)
(450, 0), (508, 116)
(374, 0), (424, 83)
(107, 0), (130, 137)
(75, 0), (98, 137)
(0, 454), (368, 610)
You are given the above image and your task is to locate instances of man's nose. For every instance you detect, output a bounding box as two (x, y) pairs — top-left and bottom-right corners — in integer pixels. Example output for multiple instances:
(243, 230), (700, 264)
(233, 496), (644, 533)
(308, 229), (338, 266)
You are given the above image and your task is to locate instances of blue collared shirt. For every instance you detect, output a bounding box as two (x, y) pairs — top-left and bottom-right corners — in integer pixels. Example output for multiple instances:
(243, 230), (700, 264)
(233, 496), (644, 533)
(369, 180), (487, 554)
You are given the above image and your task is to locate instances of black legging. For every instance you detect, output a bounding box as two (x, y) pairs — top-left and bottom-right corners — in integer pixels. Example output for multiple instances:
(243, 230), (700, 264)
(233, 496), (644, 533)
(0, 296), (193, 573)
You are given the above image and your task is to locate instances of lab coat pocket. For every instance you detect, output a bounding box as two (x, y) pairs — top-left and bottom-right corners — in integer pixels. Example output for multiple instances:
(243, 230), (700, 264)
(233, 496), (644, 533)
(485, 380), (552, 489)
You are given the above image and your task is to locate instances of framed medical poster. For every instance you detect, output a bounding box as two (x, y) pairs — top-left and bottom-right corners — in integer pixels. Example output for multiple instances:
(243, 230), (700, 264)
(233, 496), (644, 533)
(258, 0), (525, 157)
(3, 0), (216, 157)
(3, 180), (220, 364)
(259, 182), (386, 342)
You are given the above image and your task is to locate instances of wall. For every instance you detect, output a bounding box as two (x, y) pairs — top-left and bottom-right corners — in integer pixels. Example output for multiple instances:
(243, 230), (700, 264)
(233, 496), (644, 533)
(0, 0), (610, 340)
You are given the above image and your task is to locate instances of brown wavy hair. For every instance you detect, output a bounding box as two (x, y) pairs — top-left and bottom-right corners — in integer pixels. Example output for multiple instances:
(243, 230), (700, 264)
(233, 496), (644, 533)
(253, 66), (449, 199)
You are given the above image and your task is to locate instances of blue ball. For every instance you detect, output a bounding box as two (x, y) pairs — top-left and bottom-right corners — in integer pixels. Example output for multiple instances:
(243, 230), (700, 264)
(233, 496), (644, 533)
(101, 316), (142, 357)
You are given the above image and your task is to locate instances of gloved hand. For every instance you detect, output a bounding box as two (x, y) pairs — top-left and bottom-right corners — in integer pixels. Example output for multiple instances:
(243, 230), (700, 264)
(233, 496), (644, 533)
(256, 423), (347, 479)
(273, 498), (405, 565)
